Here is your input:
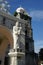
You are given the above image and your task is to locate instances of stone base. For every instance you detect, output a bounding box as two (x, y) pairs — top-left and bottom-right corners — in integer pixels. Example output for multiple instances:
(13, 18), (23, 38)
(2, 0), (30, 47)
(8, 49), (25, 57)
(8, 49), (25, 65)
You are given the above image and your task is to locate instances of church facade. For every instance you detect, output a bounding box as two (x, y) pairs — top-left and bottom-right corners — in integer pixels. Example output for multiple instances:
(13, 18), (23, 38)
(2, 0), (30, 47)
(0, 7), (34, 65)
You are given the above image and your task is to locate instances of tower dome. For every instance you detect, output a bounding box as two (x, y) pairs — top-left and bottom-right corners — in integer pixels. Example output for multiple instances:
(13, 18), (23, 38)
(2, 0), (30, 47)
(16, 7), (25, 13)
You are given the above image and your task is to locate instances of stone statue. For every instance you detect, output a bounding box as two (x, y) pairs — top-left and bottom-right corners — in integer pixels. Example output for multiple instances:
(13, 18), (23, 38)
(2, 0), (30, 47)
(13, 22), (22, 35)
(13, 22), (22, 49)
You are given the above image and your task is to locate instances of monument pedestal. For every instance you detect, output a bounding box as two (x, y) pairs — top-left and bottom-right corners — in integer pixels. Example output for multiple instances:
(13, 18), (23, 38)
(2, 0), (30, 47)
(8, 22), (25, 65)
(8, 49), (25, 65)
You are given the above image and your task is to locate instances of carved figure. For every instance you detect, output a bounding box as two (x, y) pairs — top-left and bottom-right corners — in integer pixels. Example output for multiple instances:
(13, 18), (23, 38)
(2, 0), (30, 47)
(13, 22), (22, 49)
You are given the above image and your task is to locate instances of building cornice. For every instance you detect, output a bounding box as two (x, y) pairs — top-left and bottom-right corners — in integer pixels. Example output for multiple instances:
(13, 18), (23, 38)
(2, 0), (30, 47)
(0, 11), (28, 24)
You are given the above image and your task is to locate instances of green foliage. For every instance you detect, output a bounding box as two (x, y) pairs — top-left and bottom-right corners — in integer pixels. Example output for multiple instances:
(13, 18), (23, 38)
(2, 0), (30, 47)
(24, 14), (29, 20)
(14, 12), (18, 16)
(20, 13), (29, 20)
(39, 48), (43, 60)
(14, 12), (29, 20)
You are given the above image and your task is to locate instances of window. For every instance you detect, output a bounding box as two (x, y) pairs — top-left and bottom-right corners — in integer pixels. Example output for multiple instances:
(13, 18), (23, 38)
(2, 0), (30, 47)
(17, 48), (19, 52)
(25, 42), (29, 51)
(17, 56), (21, 59)
(20, 49), (22, 52)
(3, 17), (6, 24)
(25, 29), (27, 36)
(20, 13), (24, 19)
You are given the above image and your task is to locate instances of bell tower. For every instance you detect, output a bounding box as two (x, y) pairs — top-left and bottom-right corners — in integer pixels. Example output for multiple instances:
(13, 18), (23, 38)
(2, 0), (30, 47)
(25, 13), (34, 65)
(14, 7), (34, 65)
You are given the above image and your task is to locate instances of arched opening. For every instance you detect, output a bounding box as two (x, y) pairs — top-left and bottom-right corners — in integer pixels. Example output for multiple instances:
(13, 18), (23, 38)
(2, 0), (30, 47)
(0, 26), (13, 65)
(0, 25), (13, 46)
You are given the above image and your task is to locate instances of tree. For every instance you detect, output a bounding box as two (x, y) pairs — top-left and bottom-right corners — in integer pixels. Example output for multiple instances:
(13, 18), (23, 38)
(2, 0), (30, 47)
(39, 48), (43, 60)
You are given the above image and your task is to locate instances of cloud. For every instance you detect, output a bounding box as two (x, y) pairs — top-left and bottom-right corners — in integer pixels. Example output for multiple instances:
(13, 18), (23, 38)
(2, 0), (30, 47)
(30, 10), (43, 21)
(34, 40), (43, 53)
(0, 0), (3, 2)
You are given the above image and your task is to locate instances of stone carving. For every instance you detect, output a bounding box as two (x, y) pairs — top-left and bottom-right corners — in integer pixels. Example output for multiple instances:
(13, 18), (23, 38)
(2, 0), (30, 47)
(13, 22), (22, 49)
(13, 22), (22, 35)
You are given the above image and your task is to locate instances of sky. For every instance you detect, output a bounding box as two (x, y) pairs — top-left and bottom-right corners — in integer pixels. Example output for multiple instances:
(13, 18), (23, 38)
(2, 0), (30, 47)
(1, 0), (43, 53)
